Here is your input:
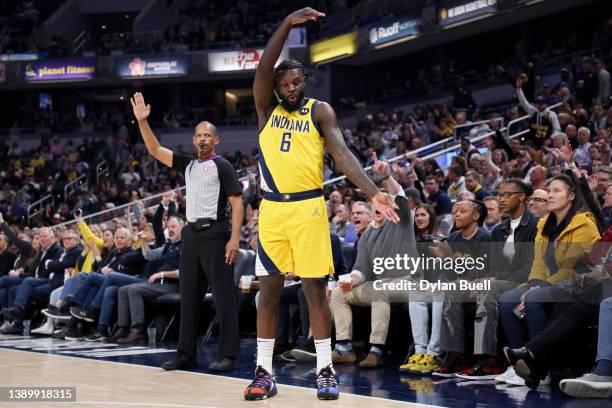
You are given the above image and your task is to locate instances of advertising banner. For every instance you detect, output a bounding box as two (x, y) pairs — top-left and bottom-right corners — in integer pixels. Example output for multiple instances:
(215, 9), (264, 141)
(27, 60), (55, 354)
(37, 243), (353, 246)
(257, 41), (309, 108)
(207, 48), (289, 73)
(367, 17), (420, 47)
(1, 52), (46, 61)
(22, 58), (96, 81)
(310, 32), (357, 64)
(438, 0), (497, 25)
(116, 55), (191, 78)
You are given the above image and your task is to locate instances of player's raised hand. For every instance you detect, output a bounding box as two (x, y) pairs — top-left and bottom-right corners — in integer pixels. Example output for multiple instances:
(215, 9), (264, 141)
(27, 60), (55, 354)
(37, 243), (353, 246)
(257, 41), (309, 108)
(286, 7), (325, 25)
(372, 193), (400, 224)
(371, 152), (389, 178)
(131, 92), (151, 121)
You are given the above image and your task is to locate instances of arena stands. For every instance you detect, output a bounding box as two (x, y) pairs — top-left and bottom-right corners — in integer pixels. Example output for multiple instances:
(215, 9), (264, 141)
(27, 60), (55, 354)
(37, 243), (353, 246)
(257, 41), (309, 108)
(0, 1), (611, 406)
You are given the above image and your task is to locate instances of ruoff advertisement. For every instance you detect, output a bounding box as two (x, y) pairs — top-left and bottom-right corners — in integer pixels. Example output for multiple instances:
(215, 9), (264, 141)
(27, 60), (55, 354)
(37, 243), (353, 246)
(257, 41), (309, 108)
(367, 17), (420, 47)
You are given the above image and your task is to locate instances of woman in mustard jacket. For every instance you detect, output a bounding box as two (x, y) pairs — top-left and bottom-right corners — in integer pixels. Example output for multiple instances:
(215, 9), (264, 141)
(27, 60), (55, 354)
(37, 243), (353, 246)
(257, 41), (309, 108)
(498, 174), (601, 381)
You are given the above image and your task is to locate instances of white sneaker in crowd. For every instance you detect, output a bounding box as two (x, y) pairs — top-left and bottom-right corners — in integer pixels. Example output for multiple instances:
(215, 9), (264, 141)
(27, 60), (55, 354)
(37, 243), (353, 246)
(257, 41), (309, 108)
(560, 373), (612, 399)
(31, 319), (54, 335)
(495, 367), (517, 383)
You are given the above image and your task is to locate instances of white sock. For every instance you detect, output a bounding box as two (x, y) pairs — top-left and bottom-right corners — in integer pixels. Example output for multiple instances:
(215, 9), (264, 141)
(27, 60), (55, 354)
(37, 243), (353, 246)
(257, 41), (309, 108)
(315, 338), (333, 373)
(256, 338), (275, 374)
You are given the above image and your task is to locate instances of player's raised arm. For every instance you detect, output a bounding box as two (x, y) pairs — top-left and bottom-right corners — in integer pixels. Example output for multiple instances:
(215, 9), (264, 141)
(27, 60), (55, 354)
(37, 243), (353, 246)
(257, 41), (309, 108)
(316, 101), (400, 223)
(131, 92), (173, 167)
(253, 7), (325, 126)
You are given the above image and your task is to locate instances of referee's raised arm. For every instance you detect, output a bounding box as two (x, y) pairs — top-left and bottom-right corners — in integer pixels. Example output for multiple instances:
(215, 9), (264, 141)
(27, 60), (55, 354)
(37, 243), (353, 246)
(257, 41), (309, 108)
(131, 92), (173, 167)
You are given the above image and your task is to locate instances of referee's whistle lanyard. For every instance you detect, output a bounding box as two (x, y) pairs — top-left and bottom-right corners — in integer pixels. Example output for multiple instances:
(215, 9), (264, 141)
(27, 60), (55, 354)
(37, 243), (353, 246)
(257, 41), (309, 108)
(196, 153), (218, 162)
(189, 153), (219, 174)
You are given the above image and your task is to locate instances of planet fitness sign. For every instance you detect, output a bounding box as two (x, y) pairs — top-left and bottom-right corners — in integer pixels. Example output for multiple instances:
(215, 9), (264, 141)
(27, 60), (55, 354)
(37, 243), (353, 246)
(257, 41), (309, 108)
(22, 58), (96, 81)
(367, 17), (420, 46)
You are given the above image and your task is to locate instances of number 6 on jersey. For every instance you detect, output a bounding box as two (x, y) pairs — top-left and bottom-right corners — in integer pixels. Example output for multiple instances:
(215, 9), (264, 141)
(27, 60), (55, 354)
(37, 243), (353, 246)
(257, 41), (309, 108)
(280, 132), (292, 152)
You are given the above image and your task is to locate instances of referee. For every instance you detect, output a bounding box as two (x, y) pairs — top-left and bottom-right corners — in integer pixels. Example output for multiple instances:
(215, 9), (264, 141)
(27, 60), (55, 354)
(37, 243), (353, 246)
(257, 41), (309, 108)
(131, 92), (244, 372)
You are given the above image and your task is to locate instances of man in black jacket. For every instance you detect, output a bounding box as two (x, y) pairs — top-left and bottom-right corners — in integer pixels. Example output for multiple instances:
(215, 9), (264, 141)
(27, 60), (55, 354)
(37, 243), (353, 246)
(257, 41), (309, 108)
(489, 180), (539, 284)
(1, 228), (80, 333)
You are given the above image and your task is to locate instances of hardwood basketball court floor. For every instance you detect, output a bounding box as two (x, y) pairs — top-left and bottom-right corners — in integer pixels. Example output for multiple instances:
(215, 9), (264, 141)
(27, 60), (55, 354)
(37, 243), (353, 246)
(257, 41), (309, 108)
(0, 335), (601, 407)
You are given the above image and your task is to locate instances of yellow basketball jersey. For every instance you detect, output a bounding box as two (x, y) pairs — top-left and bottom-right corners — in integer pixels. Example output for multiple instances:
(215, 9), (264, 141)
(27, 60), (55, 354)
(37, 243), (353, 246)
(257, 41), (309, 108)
(258, 98), (324, 194)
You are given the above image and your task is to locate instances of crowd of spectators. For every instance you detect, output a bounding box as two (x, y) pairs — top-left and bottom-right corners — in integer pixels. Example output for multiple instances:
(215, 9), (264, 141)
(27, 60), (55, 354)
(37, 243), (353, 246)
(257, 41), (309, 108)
(0, 0), (66, 55)
(0, 52), (611, 401)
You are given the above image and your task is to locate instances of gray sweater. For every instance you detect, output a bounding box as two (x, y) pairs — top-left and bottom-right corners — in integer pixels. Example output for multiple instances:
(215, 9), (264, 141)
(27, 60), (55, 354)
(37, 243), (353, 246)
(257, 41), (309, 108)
(352, 192), (420, 282)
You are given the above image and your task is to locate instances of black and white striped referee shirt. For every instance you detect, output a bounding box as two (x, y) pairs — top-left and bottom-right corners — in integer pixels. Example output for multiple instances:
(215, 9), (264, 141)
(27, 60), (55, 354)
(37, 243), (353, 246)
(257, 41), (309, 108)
(171, 153), (242, 222)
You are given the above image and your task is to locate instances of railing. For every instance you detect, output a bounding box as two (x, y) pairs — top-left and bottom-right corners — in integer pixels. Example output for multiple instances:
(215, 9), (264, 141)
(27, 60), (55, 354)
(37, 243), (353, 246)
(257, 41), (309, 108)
(27, 195), (54, 224)
(453, 118), (504, 140)
(53, 172), (250, 229)
(506, 102), (563, 137)
(323, 117), (505, 186)
(53, 187), (185, 229)
(64, 174), (89, 199)
(420, 126), (531, 165)
(72, 30), (87, 55)
(96, 161), (109, 184)
(323, 134), (456, 186)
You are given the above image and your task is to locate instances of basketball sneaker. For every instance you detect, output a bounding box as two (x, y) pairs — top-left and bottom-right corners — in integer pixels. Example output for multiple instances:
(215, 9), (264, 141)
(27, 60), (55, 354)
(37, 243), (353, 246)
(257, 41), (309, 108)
(316, 365), (340, 400)
(399, 353), (425, 373)
(244, 366), (277, 401)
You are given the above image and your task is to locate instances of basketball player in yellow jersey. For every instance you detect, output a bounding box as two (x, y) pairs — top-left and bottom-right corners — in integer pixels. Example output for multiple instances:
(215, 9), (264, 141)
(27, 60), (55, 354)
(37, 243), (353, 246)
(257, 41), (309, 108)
(244, 7), (400, 401)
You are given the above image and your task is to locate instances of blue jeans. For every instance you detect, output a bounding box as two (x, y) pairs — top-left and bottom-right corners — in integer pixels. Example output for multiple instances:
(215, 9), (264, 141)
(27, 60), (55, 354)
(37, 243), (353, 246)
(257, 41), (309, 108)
(499, 283), (573, 348)
(597, 297), (612, 363)
(92, 272), (144, 327)
(59, 273), (89, 301)
(72, 273), (105, 307)
(13, 277), (52, 310)
(0, 276), (24, 309)
(523, 285), (574, 341)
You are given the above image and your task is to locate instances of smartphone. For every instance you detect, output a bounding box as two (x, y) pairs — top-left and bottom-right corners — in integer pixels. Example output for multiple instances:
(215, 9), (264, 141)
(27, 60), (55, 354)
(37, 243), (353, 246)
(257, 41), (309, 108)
(513, 304), (525, 320)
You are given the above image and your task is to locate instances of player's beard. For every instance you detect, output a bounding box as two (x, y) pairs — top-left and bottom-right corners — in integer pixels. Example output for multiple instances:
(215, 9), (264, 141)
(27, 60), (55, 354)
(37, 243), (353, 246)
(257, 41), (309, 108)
(280, 91), (305, 112)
